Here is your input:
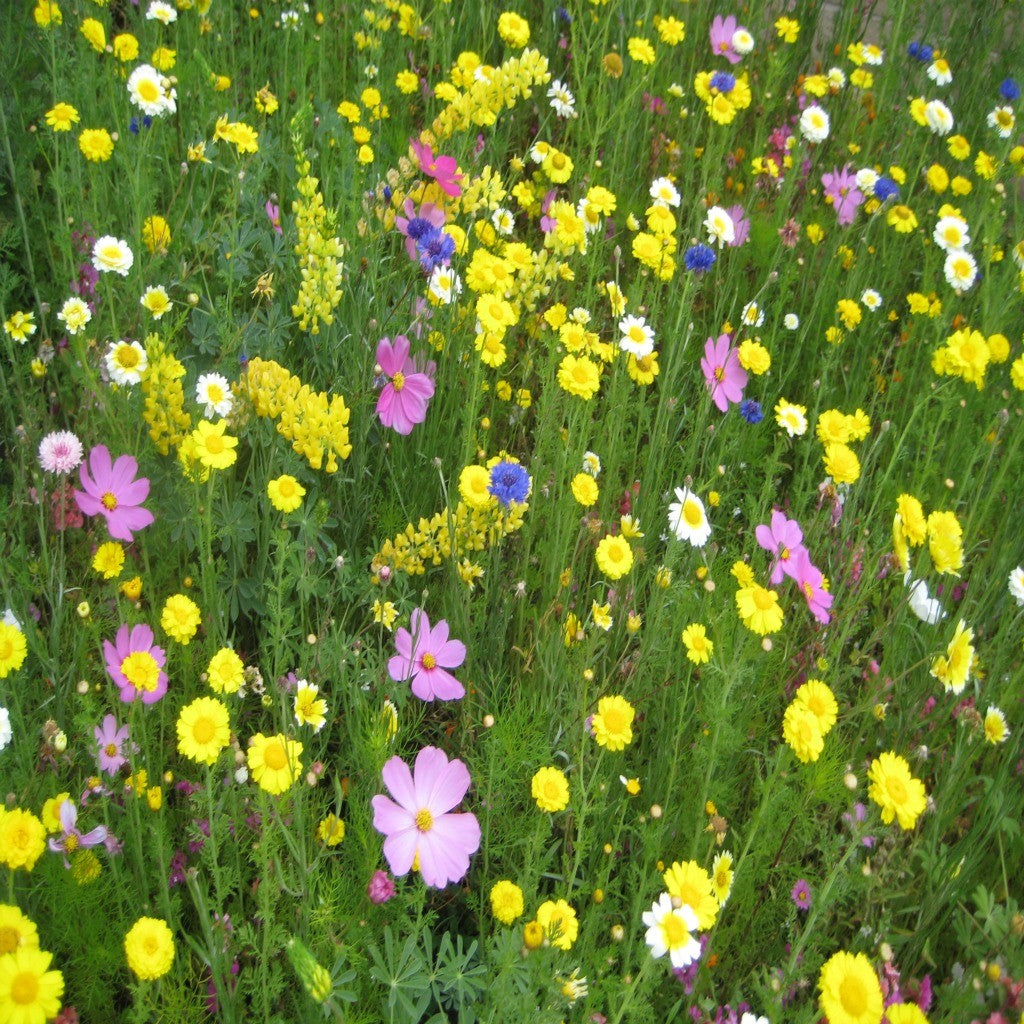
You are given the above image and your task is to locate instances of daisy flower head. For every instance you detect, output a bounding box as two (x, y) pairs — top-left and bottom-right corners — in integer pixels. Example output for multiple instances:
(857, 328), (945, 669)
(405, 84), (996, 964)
(591, 695), (635, 751)
(140, 285), (171, 319)
(595, 533), (633, 580)
(643, 893), (701, 969)
(38, 430), (83, 475)
(105, 340), (148, 386)
(267, 474), (306, 514)
(933, 214), (969, 251)
(774, 398), (808, 437)
(293, 682), (328, 731)
(784, 313), (800, 330)
(905, 573), (945, 625)
(731, 26), (755, 55)
(711, 850), (734, 905)
(924, 99), (954, 135)
(799, 105), (830, 143)
(547, 79), (576, 118)
(127, 63), (176, 117)
(988, 105), (1015, 139)
(818, 950), (883, 1024)
(929, 618), (974, 694)
(371, 746), (481, 888)
(190, 419), (238, 470)
(74, 445), (154, 541)
(388, 608), (466, 702)
(0, 947), (65, 1021)
(927, 56), (952, 85)
(56, 296), (92, 335)
(582, 451), (602, 478)
(736, 582), (784, 636)
(45, 102), (79, 131)
(740, 300), (765, 328)
(704, 205), (735, 247)
(195, 372), (233, 418)
(0, 706), (11, 752)
(124, 917), (175, 980)
(428, 265), (462, 305)
(532, 766), (569, 812)
(650, 176), (680, 208)
(103, 623), (168, 704)
(983, 706), (1009, 745)
(860, 289), (882, 311)
(1008, 566), (1024, 606)
(0, 623), (27, 679)
(943, 249), (977, 293)
(618, 314), (655, 358)
(92, 235), (134, 276)
(868, 751), (927, 829)
(247, 732), (303, 795)
(145, 1), (177, 23)
(3, 311), (36, 344)
(668, 487), (711, 546)
(681, 623), (713, 664)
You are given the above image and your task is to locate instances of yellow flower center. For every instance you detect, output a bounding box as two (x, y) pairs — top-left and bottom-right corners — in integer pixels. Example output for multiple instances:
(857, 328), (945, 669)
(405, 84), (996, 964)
(138, 79), (160, 103)
(105, 742), (119, 757)
(660, 912), (689, 948)
(193, 717), (216, 744)
(839, 974), (869, 1016)
(602, 708), (625, 733)
(64, 833), (80, 853)
(0, 926), (20, 955)
(714, 366), (725, 382)
(263, 740), (287, 771)
(886, 774), (908, 805)
(420, 652), (436, 669)
(392, 371), (405, 391)
(204, 434), (225, 454)
(415, 808), (433, 832)
(684, 500), (703, 526)
(116, 346), (140, 369)
(102, 491), (119, 511)
(752, 588), (775, 611)
(206, 383), (224, 403)
(10, 971), (39, 1005)
(121, 651), (160, 692)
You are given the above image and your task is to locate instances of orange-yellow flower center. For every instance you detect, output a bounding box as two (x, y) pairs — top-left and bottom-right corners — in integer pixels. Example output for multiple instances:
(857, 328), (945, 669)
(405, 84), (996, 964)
(102, 492), (119, 511)
(420, 652), (436, 670)
(392, 371), (405, 392)
(10, 971), (39, 1005)
(263, 740), (287, 771)
(415, 808), (433, 832)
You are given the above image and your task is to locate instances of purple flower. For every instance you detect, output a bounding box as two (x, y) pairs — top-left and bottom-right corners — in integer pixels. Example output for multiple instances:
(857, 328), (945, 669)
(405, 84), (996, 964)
(740, 399), (763, 423)
(103, 623), (168, 703)
(755, 510), (806, 585)
(74, 445), (154, 542)
(725, 205), (750, 247)
(375, 335), (435, 435)
(685, 244), (716, 272)
(48, 800), (108, 868)
(367, 869), (395, 903)
(415, 226), (455, 272)
(388, 608), (466, 701)
(265, 200), (283, 235)
(821, 165), (863, 226)
(94, 714), (130, 774)
(38, 431), (84, 475)
(791, 878), (812, 910)
(409, 139), (463, 197)
(371, 746), (481, 888)
(394, 199), (446, 261)
(700, 334), (747, 412)
(488, 461), (531, 505)
(792, 549), (833, 625)
(709, 14), (741, 63)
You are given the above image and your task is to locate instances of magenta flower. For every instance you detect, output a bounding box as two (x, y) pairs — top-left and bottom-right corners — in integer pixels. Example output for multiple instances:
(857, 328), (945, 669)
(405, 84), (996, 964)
(74, 445), (154, 542)
(700, 334), (748, 413)
(755, 510), (807, 585)
(376, 335), (435, 435)
(103, 623), (168, 703)
(367, 869), (395, 904)
(94, 714), (131, 774)
(265, 200), (283, 235)
(371, 746), (481, 888)
(821, 166), (863, 226)
(726, 204), (750, 247)
(409, 139), (464, 198)
(793, 549), (834, 625)
(48, 800), (108, 868)
(709, 15), (741, 63)
(791, 878), (812, 910)
(394, 199), (446, 261)
(388, 608), (465, 701)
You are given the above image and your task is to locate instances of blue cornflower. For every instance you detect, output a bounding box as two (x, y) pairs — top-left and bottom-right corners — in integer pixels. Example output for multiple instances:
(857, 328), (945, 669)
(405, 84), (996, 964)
(710, 71), (736, 94)
(873, 176), (899, 202)
(1000, 78), (1020, 101)
(740, 399), (763, 424)
(488, 461), (531, 506)
(405, 216), (435, 245)
(416, 227), (455, 272)
(128, 115), (153, 135)
(918, 44), (933, 62)
(556, 5), (572, 22)
(383, 184), (394, 202)
(685, 244), (716, 273)
(907, 41), (920, 58)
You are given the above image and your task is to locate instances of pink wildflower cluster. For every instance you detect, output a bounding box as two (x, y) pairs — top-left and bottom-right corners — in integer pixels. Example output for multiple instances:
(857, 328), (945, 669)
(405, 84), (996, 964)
(755, 510), (834, 624)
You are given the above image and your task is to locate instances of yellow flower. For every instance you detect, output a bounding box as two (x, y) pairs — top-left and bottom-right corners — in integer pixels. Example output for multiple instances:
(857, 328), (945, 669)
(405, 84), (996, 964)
(823, 442), (861, 484)
(663, 860), (719, 930)
(794, 679), (838, 734)
(294, 682), (328, 732)
(490, 880), (524, 924)
(711, 851), (734, 905)
(531, 766), (569, 812)
(151, 46), (176, 71)
(191, 419), (238, 470)
(570, 473), (598, 507)
(681, 623), (713, 665)
(124, 917), (175, 980)
(79, 127), (114, 162)
(591, 695), (635, 751)
(783, 700), (825, 763)
(595, 534), (632, 580)
(497, 11), (529, 48)
(0, 903), (39, 954)
(887, 205), (918, 233)
(535, 899), (578, 950)
(738, 340), (771, 375)
(372, 600), (398, 631)
(247, 733), (303, 795)
(317, 814), (346, 846)
(0, 947), (64, 1021)
(929, 619), (974, 694)
(267, 474), (306, 513)
(161, 593), (201, 645)
(818, 950), (884, 1024)
(45, 102), (79, 131)
(735, 584), (784, 636)
(0, 623), (28, 679)
(775, 16), (800, 42)
(80, 17), (106, 52)
(112, 32), (139, 61)
(628, 36), (656, 65)
(176, 697), (231, 766)
(92, 541), (125, 580)
(868, 752), (927, 830)
(207, 647), (244, 694)
(558, 354), (601, 400)
(142, 214), (171, 255)
(0, 809), (46, 872)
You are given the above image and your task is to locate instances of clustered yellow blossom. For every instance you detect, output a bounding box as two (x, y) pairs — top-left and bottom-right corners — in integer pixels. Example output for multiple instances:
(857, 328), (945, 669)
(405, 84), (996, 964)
(141, 337), (192, 456)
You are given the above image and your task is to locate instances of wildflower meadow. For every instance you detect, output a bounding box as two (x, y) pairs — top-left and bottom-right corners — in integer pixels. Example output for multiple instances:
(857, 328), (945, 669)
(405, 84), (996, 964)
(2, 0), (1024, 1020)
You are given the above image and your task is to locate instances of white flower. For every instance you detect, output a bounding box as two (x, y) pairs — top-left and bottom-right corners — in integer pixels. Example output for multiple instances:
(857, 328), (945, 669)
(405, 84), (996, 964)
(491, 207), (514, 236)
(934, 215), (970, 252)
(943, 250), (977, 292)
(577, 198), (602, 234)
(783, 313), (800, 330)
(863, 44), (884, 66)
(2, 609), (21, 628)
(196, 372), (233, 418)
(827, 67), (846, 89)
(547, 79), (576, 118)
(740, 301), (764, 327)
(855, 167), (879, 193)
(234, 765), (250, 784)
(1009, 566), (1024, 607)
(140, 285), (172, 319)
(984, 706), (1010, 745)
(0, 707), (10, 752)
(924, 99), (954, 136)
(988, 106), (1015, 139)
(704, 205), (735, 247)
(105, 340), (148, 386)
(927, 58), (952, 86)
(56, 296), (92, 335)
(861, 289), (882, 311)
(905, 573), (946, 625)
(582, 451), (601, 478)
(650, 176), (680, 208)
(731, 28), (754, 56)
(428, 266), (461, 305)
(618, 314), (655, 358)
(668, 487), (711, 547)
(92, 236), (134, 276)
(799, 105), (830, 143)
(127, 63), (176, 117)
(740, 1015), (769, 1024)
(146, 0), (177, 23)
(642, 893), (701, 969)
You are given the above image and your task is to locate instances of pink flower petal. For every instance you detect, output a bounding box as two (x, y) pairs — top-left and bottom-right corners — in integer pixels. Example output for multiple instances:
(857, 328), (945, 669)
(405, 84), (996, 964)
(381, 754), (418, 810)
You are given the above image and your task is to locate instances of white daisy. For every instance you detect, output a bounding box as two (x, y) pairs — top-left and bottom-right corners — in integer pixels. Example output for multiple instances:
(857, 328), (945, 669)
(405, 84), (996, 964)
(924, 99), (954, 136)
(943, 250), (977, 292)
(145, 0), (177, 23)
(642, 893), (701, 969)
(92, 236), (134, 276)
(196, 372), (233, 418)
(105, 340), (148, 386)
(668, 487), (711, 547)
(799, 105), (830, 143)
(618, 314), (655, 358)
(547, 79), (576, 118)
(428, 266), (462, 305)
(649, 176), (680, 209)
(56, 296), (92, 335)
(1008, 566), (1024, 607)
(704, 206), (735, 247)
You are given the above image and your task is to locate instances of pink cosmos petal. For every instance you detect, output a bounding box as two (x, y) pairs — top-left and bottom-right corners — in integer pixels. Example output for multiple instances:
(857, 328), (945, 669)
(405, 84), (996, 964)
(401, 374), (435, 403)
(435, 638), (466, 669)
(408, 608), (430, 651)
(411, 667), (465, 702)
(107, 505), (155, 541)
(371, 793), (415, 836)
(74, 491), (104, 515)
(109, 454), (139, 490)
(381, 754), (418, 810)
(388, 651), (416, 681)
(427, 617), (449, 648)
(117, 476), (151, 505)
(377, 336), (411, 377)
(381, 825), (419, 877)
(129, 623), (155, 650)
(417, 812), (480, 887)
(87, 444), (113, 485)
(419, 749), (472, 815)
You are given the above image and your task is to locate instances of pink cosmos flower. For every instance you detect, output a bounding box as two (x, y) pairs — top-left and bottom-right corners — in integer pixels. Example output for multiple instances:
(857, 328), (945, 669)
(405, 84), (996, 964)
(726, 204), (750, 247)
(376, 336), (435, 435)
(388, 608), (465, 701)
(48, 800), (108, 868)
(793, 549), (834, 625)
(755, 510), (806, 584)
(821, 165), (863, 226)
(103, 623), (168, 703)
(367, 869), (395, 903)
(38, 430), (84, 475)
(709, 15), (741, 63)
(95, 714), (131, 774)
(265, 200), (283, 235)
(371, 746), (481, 888)
(701, 334), (747, 413)
(74, 445), (154, 541)
(409, 139), (464, 198)
(394, 199), (446, 261)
